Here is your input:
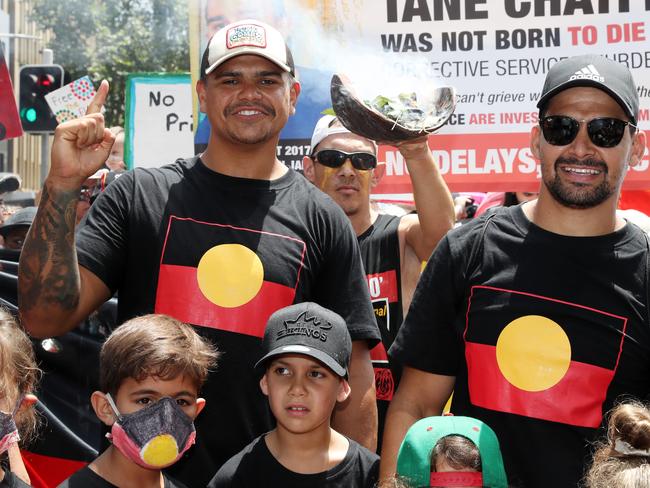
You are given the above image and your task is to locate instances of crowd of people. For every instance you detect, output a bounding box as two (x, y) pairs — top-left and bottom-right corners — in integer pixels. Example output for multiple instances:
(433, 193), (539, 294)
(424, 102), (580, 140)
(0, 17), (649, 488)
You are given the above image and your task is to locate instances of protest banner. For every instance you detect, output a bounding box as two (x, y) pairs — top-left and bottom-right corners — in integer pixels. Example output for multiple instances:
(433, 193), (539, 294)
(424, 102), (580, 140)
(192, 1), (650, 195)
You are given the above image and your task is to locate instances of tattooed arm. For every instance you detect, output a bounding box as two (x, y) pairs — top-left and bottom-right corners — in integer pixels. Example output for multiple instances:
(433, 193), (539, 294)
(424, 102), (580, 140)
(19, 82), (114, 338)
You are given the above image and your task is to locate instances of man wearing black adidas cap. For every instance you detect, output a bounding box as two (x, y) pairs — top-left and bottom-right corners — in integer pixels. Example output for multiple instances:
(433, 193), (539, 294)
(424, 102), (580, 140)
(381, 54), (648, 488)
(19, 19), (379, 488)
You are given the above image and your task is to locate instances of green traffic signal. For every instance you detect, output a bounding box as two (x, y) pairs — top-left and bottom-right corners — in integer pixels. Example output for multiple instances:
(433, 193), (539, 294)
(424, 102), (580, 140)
(25, 108), (37, 123)
(18, 64), (64, 133)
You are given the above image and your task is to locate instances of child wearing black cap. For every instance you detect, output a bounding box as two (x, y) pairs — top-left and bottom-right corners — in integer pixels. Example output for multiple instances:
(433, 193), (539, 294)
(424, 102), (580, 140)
(208, 302), (379, 488)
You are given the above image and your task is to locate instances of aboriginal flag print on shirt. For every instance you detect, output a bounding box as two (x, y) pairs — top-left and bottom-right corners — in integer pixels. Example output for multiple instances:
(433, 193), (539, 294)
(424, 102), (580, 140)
(367, 270), (400, 402)
(464, 285), (627, 428)
(155, 216), (306, 338)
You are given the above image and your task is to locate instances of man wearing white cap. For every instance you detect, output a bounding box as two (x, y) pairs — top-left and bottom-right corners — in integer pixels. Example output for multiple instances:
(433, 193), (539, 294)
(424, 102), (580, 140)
(303, 116), (455, 451)
(19, 19), (380, 488)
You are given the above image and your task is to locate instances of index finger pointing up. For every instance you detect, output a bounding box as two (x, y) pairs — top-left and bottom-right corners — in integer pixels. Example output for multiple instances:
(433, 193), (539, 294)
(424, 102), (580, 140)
(85, 80), (110, 115)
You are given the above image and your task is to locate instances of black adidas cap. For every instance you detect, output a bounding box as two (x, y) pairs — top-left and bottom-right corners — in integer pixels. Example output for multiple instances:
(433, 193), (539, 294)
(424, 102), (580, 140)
(255, 302), (352, 378)
(537, 54), (639, 124)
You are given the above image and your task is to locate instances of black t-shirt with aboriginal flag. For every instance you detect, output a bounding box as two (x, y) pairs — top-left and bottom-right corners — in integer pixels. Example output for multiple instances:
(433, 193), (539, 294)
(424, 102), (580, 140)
(76, 157), (380, 488)
(390, 205), (650, 488)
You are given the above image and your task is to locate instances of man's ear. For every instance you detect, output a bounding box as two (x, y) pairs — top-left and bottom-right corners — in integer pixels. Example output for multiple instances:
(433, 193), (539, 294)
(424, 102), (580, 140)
(289, 81), (301, 115)
(194, 398), (207, 419)
(196, 79), (207, 114)
(303, 156), (317, 183)
(530, 125), (542, 160)
(371, 162), (386, 188)
(336, 379), (352, 403)
(628, 129), (647, 168)
(259, 374), (270, 397)
(91, 392), (117, 427)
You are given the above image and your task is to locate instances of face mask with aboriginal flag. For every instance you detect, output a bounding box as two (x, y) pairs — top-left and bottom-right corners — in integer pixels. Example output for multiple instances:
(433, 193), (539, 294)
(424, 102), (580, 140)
(105, 394), (196, 469)
(0, 398), (23, 455)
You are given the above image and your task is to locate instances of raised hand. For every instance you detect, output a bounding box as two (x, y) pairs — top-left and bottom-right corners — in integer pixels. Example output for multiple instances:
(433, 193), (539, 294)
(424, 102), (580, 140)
(48, 80), (115, 190)
(381, 135), (432, 161)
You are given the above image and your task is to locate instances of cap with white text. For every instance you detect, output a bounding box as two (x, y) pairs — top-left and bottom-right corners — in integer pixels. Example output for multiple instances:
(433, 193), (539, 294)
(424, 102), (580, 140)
(537, 54), (639, 124)
(202, 19), (295, 78)
(255, 302), (351, 378)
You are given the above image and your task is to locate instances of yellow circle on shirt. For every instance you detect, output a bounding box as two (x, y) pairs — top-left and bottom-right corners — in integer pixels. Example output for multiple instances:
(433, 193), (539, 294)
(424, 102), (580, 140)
(496, 315), (571, 392)
(196, 244), (264, 308)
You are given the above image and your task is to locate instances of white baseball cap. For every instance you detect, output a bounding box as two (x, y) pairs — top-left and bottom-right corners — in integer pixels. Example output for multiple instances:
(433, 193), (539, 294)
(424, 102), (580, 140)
(310, 115), (377, 155)
(202, 19), (295, 77)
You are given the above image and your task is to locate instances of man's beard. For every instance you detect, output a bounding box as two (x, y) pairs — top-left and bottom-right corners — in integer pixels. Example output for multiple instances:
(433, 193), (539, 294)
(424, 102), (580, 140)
(545, 157), (614, 209)
(226, 129), (274, 145)
(223, 102), (276, 145)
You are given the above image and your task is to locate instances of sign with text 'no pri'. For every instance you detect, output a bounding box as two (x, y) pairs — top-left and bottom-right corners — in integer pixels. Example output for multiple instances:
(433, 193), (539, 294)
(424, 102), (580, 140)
(125, 73), (193, 169)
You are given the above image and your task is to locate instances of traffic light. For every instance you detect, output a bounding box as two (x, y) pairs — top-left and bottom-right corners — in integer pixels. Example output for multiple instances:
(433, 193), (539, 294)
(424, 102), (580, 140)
(19, 64), (64, 133)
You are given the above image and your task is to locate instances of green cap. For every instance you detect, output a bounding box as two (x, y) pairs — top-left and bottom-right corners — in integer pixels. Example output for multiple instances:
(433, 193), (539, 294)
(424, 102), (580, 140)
(396, 416), (508, 488)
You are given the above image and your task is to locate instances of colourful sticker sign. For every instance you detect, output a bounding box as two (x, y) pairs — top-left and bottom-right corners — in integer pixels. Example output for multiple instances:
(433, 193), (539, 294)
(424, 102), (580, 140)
(45, 76), (96, 124)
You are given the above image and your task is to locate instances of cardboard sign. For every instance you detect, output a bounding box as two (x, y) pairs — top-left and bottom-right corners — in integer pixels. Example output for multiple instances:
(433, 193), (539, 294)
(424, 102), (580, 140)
(45, 76), (97, 124)
(124, 73), (193, 169)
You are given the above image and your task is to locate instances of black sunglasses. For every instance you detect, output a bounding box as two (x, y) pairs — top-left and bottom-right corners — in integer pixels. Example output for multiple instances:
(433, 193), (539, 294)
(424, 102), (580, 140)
(540, 115), (636, 148)
(313, 149), (377, 170)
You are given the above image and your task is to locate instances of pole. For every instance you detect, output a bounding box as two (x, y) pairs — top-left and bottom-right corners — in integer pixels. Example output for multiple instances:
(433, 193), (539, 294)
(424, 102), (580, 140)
(40, 133), (49, 185)
(40, 48), (53, 185)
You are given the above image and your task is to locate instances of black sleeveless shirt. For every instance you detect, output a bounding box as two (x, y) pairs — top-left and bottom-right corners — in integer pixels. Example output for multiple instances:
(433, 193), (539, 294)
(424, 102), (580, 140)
(358, 213), (403, 450)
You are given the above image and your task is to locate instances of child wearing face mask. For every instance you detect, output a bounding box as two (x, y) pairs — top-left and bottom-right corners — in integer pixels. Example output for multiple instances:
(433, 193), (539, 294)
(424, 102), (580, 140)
(58, 314), (219, 488)
(0, 309), (40, 488)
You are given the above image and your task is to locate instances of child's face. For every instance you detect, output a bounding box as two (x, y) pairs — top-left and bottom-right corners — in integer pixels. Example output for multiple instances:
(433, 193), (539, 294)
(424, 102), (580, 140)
(260, 354), (350, 436)
(102, 375), (205, 423)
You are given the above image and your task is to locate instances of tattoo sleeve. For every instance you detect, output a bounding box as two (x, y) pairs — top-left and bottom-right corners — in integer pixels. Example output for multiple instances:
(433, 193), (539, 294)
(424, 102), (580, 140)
(18, 183), (81, 319)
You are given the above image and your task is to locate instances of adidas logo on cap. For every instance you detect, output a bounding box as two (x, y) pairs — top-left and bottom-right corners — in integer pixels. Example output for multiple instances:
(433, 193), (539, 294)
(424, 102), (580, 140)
(569, 64), (604, 83)
(537, 55), (639, 124)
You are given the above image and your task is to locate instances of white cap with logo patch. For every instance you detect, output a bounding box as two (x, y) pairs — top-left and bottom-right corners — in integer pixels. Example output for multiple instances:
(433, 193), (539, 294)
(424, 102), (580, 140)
(202, 19), (295, 77)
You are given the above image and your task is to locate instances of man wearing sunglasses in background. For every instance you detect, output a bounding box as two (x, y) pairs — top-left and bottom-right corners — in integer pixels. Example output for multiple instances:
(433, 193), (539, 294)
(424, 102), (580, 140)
(381, 54), (648, 488)
(303, 115), (455, 452)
